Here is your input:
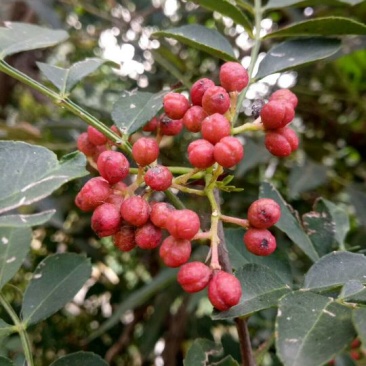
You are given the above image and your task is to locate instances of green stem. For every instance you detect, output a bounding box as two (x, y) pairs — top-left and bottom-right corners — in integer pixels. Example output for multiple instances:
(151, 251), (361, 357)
(232, 116), (264, 135)
(0, 294), (34, 366)
(172, 183), (206, 196)
(233, 0), (263, 126)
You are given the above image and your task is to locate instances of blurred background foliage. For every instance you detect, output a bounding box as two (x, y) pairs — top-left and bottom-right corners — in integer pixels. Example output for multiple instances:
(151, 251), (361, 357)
(0, 0), (366, 365)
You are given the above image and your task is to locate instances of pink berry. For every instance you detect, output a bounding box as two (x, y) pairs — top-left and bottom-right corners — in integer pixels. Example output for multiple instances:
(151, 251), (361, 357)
(150, 202), (176, 229)
(91, 203), (122, 237)
(269, 89), (298, 108)
(265, 127), (299, 157)
(87, 126), (108, 146)
(159, 236), (191, 267)
(105, 193), (124, 211)
(163, 92), (190, 120)
(243, 228), (277, 256)
(190, 78), (215, 106)
(132, 137), (159, 166)
(208, 271), (242, 311)
(77, 132), (97, 157)
(120, 196), (150, 227)
(260, 101), (295, 130)
(183, 106), (207, 132)
(201, 113), (231, 145)
(97, 150), (130, 184)
(247, 198), (281, 229)
(113, 225), (136, 252)
(213, 136), (244, 168)
(187, 139), (215, 169)
(177, 262), (212, 293)
(143, 117), (159, 132)
(202, 86), (230, 115)
(219, 62), (249, 92)
(159, 115), (183, 136)
(135, 221), (162, 249)
(166, 209), (200, 240)
(144, 165), (173, 191)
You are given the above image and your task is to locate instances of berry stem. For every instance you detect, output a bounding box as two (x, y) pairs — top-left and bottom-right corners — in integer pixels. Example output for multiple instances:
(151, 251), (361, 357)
(220, 215), (250, 229)
(232, 116), (264, 135)
(171, 183), (206, 196)
(126, 167), (145, 196)
(173, 168), (201, 185)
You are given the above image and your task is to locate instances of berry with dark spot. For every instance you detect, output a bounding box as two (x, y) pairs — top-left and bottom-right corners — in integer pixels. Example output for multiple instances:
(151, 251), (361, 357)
(190, 78), (215, 106)
(97, 150), (130, 184)
(247, 198), (281, 229)
(243, 228), (277, 256)
(144, 165), (173, 191)
(202, 86), (231, 115)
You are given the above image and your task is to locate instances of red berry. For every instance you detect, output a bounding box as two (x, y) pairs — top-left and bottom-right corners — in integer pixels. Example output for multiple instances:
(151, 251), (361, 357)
(269, 89), (298, 108)
(208, 270), (242, 311)
(219, 62), (249, 92)
(135, 221), (162, 249)
(243, 228), (277, 256)
(92, 144), (107, 163)
(75, 177), (111, 212)
(159, 236), (191, 267)
(143, 117), (159, 132)
(260, 101), (295, 130)
(187, 139), (215, 169)
(202, 86), (230, 115)
(159, 115), (183, 136)
(247, 198), (281, 229)
(120, 196), (150, 227)
(177, 262), (212, 293)
(183, 106), (207, 132)
(150, 202), (176, 229)
(265, 127), (299, 157)
(163, 92), (190, 120)
(91, 203), (122, 237)
(132, 137), (159, 166)
(112, 181), (128, 196)
(351, 338), (361, 349)
(144, 165), (173, 191)
(106, 193), (124, 211)
(97, 150), (130, 184)
(201, 113), (231, 145)
(166, 209), (200, 240)
(77, 132), (97, 157)
(87, 126), (108, 146)
(113, 225), (136, 252)
(213, 136), (244, 168)
(190, 78), (215, 106)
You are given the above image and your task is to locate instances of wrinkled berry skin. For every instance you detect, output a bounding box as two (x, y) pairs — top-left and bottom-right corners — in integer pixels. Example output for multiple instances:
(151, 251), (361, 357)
(183, 106), (207, 132)
(247, 198), (281, 229)
(219, 62), (249, 92)
(201, 113), (231, 145)
(163, 92), (190, 120)
(91, 203), (121, 237)
(150, 202), (175, 229)
(75, 177), (111, 212)
(166, 209), (201, 240)
(190, 78), (215, 106)
(113, 225), (136, 252)
(144, 165), (173, 191)
(265, 127), (299, 157)
(87, 126), (108, 146)
(159, 236), (192, 267)
(260, 101), (295, 130)
(213, 136), (244, 168)
(243, 228), (277, 256)
(188, 139), (215, 169)
(202, 86), (231, 115)
(269, 88), (298, 108)
(77, 132), (97, 157)
(208, 271), (242, 311)
(135, 221), (162, 249)
(159, 115), (183, 136)
(132, 137), (159, 166)
(120, 196), (151, 227)
(177, 262), (212, 293)
(97, 150), (130, 184)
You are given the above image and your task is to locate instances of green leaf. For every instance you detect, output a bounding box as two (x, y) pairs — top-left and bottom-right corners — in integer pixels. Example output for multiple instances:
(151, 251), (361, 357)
(184, 338), (223, 366)
(0, 142), (88, 215)
(256, 38), (341, 79)
(0, 22), (68, 59)
(276, 291), (355, 366)
(225, 228), (292, 284)
(213, 355), (240, 366)
(87, 268), (177, 342)
(340, 280), (366, 303)
(264, 0), (364, 10)
(0, 210), (55, 228)
(265, 17), (366, 39)
(0, 227), (31, 290)
(304, 251), (366, 291)
(37, 58), (108, 94)
(0, 357), (14, 366)
(0, 319), (14, 339)
(213, 263), (291, 319)
(50, 351), (108, 366)
(153, 25), (236, 61)
(259, 182), (319, 262)
(21, 253), (91, 326)
(192, 0), (253, 38)
(111, 90), (167, 135)
(288, 159), (328, 199)
(347, 184), (366, 227)
(334, 355), (357, 366)
(353, 308), (366, 348)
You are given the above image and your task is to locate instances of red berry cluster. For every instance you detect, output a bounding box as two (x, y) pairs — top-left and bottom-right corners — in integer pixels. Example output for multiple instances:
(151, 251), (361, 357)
(74, 61), (298, 312)
(260, 89), (299, 157)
